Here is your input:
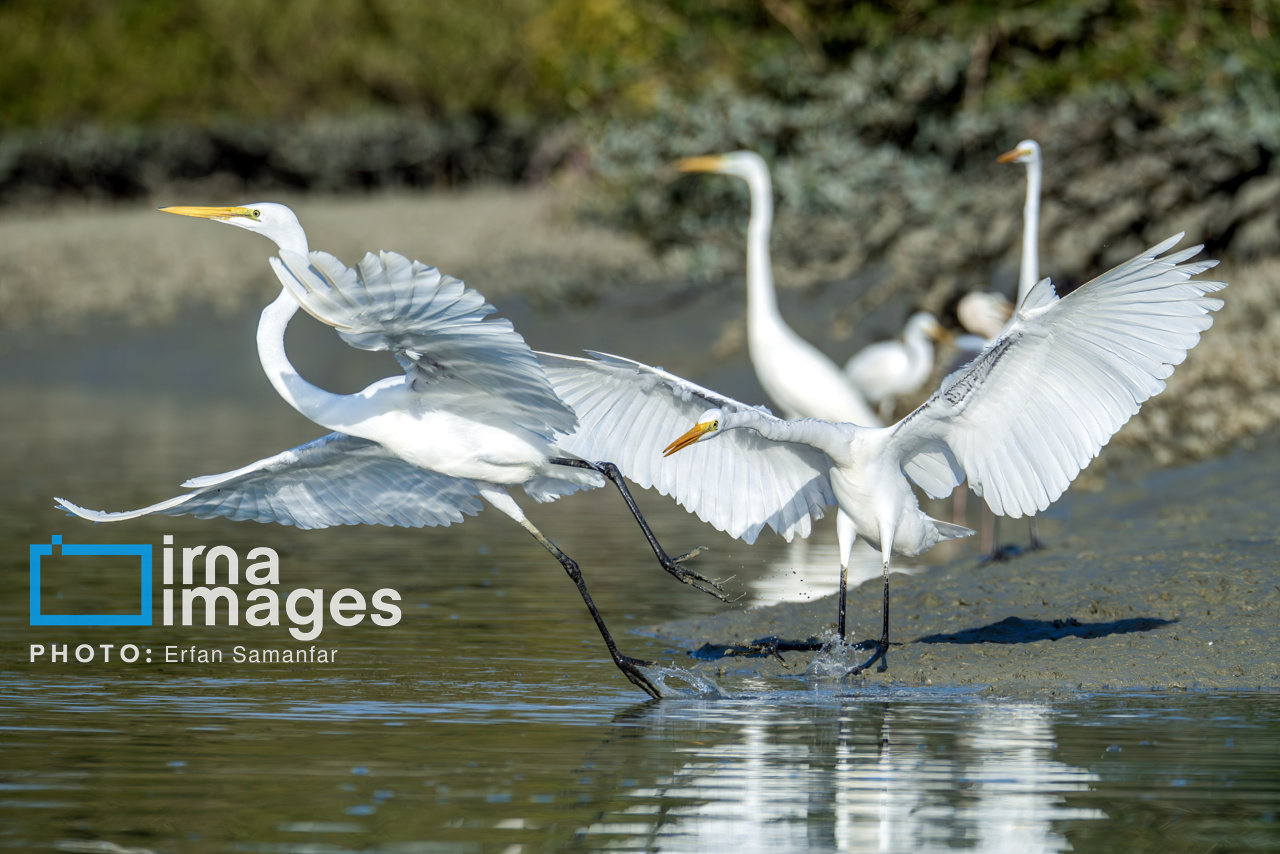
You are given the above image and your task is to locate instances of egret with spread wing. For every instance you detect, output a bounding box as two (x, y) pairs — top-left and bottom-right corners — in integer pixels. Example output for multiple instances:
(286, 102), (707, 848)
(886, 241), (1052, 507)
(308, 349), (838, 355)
(542, 235), (1225, 674)
(56, 203), (724, 698)
(677, 152), (881, 427)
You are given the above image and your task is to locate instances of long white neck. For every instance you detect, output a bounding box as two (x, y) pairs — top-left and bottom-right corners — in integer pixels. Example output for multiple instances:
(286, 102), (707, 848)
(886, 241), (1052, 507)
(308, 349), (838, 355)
(251, 225), (350, 427)
(725, 408), (852, 461)
(902, 319), (936, 389)
(256, 291), (349, 425)
(1018, 156), (1041, 307)
(743, 166), (782, 334)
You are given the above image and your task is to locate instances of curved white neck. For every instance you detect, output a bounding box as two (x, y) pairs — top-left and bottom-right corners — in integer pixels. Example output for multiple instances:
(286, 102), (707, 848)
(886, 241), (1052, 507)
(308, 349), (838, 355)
(256, 291), (348, 425)
(902, 322), (935, 387)
(1018, 157), (1041, 306)
(743, 167), (781, 328)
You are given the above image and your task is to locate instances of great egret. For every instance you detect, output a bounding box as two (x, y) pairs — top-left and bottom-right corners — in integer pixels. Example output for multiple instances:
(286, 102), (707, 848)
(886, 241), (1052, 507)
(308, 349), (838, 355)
(842, 311), (950, 420)
(56, 203), (726, 698)
(542, 235), (1224, 674)
(995, 138), (1048, 555)
(999, 139), (1043, 310)
(676, 152), (881, 427)
(956, 291), (1013, 342)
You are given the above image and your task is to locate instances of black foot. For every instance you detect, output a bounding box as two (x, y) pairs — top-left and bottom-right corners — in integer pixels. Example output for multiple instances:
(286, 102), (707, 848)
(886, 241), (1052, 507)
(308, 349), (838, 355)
(616, 655), (662, 699)
(849, 637), (890, 675)
(983, 543), (1024, 563)
(689, 635), (827, 665)
(660, 547), (733, 602)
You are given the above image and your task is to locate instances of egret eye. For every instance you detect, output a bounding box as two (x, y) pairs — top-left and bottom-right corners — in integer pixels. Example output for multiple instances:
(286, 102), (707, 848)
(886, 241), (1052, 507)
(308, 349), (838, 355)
(252, 209), (261, 218)
(712, 420), (719, 429)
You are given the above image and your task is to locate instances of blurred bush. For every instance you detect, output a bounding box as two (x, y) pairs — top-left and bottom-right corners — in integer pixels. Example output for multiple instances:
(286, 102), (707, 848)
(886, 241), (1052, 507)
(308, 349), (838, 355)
(3, 0), (1280, 285)
(573, 0), (1280, 309)
(6, 1), (1277, 129)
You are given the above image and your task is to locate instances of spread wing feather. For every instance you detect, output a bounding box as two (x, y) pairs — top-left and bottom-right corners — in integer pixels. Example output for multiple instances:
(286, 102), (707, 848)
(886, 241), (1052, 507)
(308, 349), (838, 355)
(892, 234), (1226, 517)
(540, 351), (836, 544)
(55, 433), (484, 530)
(269, 249), (578, 441)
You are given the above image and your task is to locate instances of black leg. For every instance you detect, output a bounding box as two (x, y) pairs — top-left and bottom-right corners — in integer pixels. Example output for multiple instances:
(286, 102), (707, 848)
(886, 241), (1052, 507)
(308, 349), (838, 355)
(522, 523), (662, 699)
(850, 572), (890, 675)
(550, 458), (728, 601)
(837, 563), (849, 641)
(1028, 517), (1046, 552)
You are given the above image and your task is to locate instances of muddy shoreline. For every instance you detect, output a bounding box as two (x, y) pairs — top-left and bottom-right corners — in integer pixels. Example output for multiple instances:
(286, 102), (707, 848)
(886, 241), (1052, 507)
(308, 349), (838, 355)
(647, 441), (1280, 699)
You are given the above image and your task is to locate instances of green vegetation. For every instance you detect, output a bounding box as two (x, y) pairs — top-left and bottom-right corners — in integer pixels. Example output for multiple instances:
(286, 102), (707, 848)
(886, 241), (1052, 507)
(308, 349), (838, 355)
(3, 1), (1278, 129)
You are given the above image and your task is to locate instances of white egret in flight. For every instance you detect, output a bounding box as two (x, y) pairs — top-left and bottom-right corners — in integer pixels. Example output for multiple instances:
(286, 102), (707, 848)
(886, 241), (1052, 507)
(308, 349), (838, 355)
(843, 311), (950, 420)
(677, 152), (881, 427)
(56, 203), (726, 698)
(541, 235), (1224, 674)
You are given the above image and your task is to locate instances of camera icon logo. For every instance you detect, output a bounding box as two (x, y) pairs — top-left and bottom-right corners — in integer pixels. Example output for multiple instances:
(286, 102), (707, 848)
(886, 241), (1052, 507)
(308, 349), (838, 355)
(30, 536), (153, 626)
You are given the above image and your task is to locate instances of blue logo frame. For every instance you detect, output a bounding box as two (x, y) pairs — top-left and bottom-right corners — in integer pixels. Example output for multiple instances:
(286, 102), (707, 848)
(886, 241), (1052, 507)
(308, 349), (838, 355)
(30, 536), (152, 626)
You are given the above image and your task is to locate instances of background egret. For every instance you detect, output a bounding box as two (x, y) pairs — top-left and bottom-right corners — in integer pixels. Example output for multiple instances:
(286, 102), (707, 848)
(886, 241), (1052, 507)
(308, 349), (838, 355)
(999, 139), (1043, 309)
(676, 152), (881, 427)
(542, 235), (1224, 674)
(57, 204), (726, 698)
(843, 311), (950, 421)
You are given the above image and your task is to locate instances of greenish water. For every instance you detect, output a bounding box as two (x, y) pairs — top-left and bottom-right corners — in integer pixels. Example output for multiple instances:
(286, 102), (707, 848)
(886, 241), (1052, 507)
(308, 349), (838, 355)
(2, 309), (1279, 853)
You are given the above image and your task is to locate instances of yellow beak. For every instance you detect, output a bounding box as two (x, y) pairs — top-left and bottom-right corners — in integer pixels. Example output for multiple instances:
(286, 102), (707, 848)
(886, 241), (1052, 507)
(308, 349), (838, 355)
(663, 422), (715, 457)
(159, 205), (252, 221)
(996, 146), (1030, 164)
(676, 155), (726, 174)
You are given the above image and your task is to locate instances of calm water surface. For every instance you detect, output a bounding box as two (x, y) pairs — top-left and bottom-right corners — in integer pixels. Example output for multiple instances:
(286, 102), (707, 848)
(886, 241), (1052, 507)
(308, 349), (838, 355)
(2, 306), (1278, 852)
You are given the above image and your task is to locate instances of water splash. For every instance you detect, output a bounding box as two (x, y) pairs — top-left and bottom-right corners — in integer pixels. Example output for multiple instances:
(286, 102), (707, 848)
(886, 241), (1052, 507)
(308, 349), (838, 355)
(643, 664), (732, 699)
(805, 636), (870, 684)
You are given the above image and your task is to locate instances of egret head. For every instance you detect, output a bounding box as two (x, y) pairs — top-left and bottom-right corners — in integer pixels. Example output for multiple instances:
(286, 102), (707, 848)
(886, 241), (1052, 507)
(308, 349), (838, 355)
(159, 202), (308, 253)
(997, 140), (1041, 166)
(676, 151), (767, 182)
(663, 408), (723, 457)
(908, 311), (952, 344)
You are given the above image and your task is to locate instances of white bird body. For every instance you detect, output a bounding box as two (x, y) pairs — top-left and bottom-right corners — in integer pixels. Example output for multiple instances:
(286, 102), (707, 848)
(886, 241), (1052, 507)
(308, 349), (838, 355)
(56, 202), (725, 698)
(957, 291), (1013, 341)
(543, 233), (1226, 670)
(842, 312), (947, 415)
(679, 152), (881, 427)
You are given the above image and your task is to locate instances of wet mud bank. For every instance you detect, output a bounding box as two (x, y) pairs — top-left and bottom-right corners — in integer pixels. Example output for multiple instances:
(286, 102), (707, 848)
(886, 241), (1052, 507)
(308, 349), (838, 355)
(647, 441), (1280, 699)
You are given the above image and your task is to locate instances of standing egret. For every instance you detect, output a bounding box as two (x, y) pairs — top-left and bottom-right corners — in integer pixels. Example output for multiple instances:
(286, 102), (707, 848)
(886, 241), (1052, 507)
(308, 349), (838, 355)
(994, 138), (1049, 555)
(956, 291), (1013, 343)
(676, 152), (881, 427)
(542, 235), (1224, 673)
(843, 311), (950, 420)
(56, 204), (726, 698)
(999, 139), (1043, 310)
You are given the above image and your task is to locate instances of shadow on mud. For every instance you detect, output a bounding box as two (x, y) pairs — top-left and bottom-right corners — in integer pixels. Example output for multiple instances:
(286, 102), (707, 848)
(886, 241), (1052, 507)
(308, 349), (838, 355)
(916, 615), (1176, 645)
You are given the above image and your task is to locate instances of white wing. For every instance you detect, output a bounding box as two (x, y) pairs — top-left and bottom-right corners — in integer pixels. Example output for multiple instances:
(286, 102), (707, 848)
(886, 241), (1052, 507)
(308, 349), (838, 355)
(55, 433), (484, 530)
(892, 234), (1226, 517)
(269, 249), (578, 442)
(540, 351), (836, 544)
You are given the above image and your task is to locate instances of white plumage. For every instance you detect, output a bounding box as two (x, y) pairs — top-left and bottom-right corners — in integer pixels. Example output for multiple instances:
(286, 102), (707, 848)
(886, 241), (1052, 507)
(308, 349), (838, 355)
(55, 202), (725, 699)
(545, 234), (1225, 673)
(843, 311), (949, 419)
(678, 152), (881, 427)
